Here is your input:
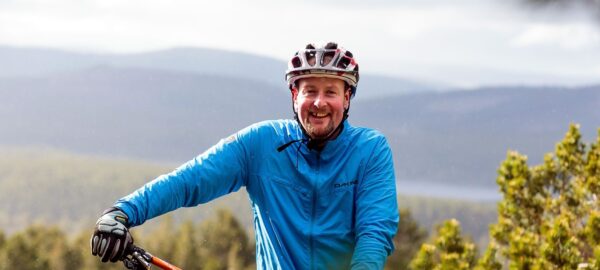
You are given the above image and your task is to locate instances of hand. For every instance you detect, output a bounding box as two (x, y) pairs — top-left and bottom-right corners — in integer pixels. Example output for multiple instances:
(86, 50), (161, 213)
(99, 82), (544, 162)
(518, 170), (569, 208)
(90, 207), (134, 262)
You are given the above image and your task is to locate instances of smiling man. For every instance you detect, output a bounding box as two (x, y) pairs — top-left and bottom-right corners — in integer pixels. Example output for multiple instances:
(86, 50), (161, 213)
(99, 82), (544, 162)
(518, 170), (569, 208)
(295, 76), (348, 142)
(91, 42), (399, 269)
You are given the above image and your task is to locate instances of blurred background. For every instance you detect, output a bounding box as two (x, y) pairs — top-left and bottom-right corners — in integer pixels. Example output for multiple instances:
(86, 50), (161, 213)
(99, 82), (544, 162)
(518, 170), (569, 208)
(0, 0), (599, 269)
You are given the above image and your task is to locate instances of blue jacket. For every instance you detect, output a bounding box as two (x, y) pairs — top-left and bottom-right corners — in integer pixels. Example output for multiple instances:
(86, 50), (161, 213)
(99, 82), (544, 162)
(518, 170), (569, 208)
(115, 119), (399, 270)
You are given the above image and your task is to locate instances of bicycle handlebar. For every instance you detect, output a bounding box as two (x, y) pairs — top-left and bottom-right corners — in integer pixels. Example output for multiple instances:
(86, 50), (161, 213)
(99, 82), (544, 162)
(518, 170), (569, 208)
(123, 245), (182, 270)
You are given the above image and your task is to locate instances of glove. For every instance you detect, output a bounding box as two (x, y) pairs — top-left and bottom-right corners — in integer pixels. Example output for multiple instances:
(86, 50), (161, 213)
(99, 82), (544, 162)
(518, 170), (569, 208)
(90, 207), (134, 262)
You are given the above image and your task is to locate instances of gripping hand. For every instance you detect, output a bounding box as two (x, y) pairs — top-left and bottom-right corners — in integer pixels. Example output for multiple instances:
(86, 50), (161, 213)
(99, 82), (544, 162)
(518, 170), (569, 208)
(91, 207), (134, 262)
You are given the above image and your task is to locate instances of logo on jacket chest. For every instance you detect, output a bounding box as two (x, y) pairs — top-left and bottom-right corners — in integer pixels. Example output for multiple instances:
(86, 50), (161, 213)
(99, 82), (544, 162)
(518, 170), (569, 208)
(333, 180), (358, 189)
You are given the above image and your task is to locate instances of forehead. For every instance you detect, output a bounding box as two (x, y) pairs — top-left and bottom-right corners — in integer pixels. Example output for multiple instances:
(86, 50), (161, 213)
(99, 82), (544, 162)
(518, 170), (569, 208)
(297, 77), (345, 89)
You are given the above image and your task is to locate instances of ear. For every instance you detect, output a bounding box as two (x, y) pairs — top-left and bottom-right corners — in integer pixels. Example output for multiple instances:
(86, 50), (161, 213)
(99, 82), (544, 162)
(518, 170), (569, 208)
(344, 88), (350, 110)
(291, 87), (299, 113)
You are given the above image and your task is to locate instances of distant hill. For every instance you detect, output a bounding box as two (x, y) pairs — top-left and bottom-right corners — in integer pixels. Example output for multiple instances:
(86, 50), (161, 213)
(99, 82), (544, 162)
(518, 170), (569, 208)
(1, 64), (599, 196)
(0, 66), (289, 161)
(352, 85), (600, 189)
(0, 45), (437, 99)
(0, 46), (285, 85)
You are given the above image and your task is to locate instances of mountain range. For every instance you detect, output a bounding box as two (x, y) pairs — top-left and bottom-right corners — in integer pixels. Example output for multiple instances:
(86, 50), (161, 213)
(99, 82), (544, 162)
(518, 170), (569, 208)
(0, 45), (437, 99)
(1, 45), (599, 199)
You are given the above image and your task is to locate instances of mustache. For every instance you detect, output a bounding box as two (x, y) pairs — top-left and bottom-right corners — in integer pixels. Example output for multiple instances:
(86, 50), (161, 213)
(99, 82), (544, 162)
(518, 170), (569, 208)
(309, 109), (330, 114)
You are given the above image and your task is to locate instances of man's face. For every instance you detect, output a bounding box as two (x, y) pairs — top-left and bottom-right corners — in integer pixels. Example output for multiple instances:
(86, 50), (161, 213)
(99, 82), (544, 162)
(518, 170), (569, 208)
(292, 77), (350, 139)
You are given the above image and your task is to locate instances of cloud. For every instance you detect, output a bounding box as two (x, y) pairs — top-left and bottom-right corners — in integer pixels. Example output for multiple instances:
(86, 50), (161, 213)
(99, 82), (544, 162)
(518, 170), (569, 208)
(1, 0), (599, 86)
(594, 65), (600, 76)
(287, 0), (484, 8)
(510, 23), (600, 50)
(382, 7), (462, 39)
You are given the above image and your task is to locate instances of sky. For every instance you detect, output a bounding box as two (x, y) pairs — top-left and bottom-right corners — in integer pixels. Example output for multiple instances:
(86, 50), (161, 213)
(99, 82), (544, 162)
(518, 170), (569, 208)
(1, 0), (599, 88)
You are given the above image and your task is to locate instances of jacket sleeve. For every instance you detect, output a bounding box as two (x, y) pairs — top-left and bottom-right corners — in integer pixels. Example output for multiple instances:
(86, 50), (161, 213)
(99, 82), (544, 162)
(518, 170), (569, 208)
(351, 135), (399, 269)
(114, 126), (253, 227)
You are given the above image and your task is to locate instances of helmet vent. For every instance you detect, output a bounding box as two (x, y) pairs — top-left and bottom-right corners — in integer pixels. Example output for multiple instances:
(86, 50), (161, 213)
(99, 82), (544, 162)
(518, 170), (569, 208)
(305, 51), (316, 67)
(321, 50), (335, 66)
(324, 42), (338, 50)
(337, 55), (351, 69)
(291, 56), (302, 68)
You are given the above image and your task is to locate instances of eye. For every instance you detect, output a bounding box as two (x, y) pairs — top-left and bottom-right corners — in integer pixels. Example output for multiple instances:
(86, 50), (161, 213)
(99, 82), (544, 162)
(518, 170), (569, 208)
(303, 88), (317, 96)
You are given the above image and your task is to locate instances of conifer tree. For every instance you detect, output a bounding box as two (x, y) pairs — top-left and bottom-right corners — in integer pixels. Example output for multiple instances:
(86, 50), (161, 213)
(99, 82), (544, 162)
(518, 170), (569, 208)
(171, 220), (201, 269)
(486, 125), (600, 269)
(473, 243), (501, 270)
(2, 233), (49, 269)
(142, 214), (177, 263)
(0, 229), (5, 269)
(409, 219), (476, 270)
(24, 225), (81, 270)
(73, 228), (124, 270)
(0, 225), (81, 270)
(198, 208), (255, 270)
(0, 230), (4, 249)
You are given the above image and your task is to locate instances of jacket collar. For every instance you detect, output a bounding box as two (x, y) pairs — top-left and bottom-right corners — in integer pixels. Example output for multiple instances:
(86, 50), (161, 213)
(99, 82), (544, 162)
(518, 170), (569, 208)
(296, 120), (351, 159)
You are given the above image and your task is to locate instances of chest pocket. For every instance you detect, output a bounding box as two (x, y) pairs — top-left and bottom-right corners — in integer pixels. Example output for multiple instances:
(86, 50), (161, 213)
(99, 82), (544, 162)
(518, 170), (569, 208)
(256, 174), (311, 218)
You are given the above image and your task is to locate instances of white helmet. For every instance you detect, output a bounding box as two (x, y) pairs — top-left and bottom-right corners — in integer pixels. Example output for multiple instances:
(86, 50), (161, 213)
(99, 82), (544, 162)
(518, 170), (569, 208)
(285, 42), (359, 97)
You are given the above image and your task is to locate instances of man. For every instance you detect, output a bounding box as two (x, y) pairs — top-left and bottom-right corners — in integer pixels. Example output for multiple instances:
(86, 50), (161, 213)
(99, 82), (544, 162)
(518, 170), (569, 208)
(91, 42), (399, 269)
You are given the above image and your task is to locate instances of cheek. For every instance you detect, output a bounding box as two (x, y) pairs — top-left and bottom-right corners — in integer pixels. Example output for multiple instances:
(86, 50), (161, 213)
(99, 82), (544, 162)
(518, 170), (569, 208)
(335, 99), (346, 111)
(295, 99), (308, 115)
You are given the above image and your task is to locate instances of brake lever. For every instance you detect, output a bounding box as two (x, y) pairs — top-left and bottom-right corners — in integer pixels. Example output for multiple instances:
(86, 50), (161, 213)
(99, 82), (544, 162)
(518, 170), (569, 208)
(123, 246), (152, 270)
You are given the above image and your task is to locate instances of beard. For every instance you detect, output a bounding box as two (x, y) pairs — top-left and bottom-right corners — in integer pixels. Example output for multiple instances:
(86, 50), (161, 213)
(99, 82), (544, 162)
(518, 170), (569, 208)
(302, 115), (336, 140)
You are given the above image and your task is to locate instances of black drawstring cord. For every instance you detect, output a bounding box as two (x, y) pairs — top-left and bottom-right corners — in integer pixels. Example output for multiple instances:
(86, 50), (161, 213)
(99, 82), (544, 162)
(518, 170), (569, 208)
(276, 138), (307, 169)
(277, 139), (305, 152)
(296, 141), (303, 169)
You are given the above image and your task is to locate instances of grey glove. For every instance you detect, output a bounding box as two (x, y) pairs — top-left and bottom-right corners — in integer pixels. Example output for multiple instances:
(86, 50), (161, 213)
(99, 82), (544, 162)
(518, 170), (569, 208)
(90, 207), (134, 262)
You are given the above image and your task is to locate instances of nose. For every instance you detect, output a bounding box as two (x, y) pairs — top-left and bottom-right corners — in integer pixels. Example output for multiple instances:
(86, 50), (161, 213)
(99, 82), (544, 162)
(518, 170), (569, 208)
(313, 93), (324, 108)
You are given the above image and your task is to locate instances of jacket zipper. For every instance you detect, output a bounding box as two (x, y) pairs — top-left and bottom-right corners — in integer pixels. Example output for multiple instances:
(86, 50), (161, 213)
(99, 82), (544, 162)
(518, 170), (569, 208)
(310, 152), (321, 270)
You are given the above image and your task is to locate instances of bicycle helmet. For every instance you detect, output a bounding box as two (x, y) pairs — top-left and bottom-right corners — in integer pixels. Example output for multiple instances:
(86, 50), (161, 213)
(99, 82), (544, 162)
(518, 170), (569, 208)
(285, 42), (359, 98)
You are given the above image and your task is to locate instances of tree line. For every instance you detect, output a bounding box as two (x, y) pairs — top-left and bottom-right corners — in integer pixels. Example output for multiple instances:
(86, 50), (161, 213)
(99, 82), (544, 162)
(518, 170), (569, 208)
(0, 208), (425, 270)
